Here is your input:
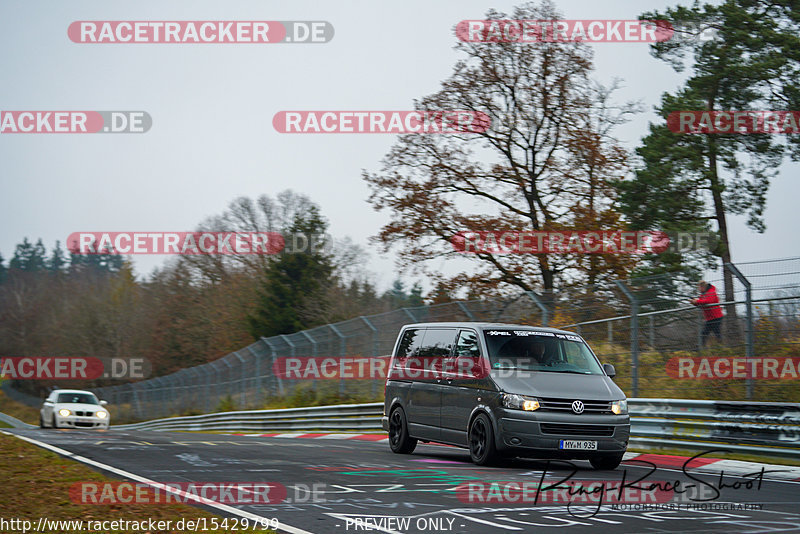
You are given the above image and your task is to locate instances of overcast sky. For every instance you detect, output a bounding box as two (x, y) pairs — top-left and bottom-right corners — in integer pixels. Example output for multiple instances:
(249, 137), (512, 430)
(1, 0), (797, 291)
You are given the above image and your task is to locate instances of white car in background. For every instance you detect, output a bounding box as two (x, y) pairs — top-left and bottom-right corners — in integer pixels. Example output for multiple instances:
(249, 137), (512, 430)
(40, 389), (110, 429)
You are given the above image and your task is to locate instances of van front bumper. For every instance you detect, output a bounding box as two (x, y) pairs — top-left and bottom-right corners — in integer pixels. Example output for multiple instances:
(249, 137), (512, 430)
(493, 408), (629, 457)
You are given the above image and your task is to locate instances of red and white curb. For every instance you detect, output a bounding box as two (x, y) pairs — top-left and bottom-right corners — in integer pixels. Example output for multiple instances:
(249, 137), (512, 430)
(232, 432), (389, 442)
(230, 432), (800, 481)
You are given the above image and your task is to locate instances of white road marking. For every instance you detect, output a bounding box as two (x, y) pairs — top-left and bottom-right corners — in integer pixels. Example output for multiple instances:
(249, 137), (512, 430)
(2, 431), (313, 534)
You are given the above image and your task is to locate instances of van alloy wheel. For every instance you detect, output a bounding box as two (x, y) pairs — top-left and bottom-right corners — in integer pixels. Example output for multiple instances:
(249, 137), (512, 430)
(469, 413), (497, 465)
(388, 407), (417, 454)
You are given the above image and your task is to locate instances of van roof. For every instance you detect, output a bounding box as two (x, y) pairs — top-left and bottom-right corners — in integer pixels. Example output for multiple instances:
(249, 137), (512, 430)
(399, 322), (579, 336)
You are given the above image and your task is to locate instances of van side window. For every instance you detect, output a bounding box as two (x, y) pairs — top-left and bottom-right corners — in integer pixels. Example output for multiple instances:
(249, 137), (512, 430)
(395, 329), (422, 360)
(418, 329), (457, 358)
(455, 330), (480, 358)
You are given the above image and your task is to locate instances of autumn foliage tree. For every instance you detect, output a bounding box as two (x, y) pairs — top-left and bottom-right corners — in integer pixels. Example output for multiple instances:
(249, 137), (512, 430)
(364, 1), (638, 303)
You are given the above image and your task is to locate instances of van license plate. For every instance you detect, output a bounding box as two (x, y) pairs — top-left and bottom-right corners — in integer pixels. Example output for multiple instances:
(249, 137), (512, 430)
(559, 440), (597, 450)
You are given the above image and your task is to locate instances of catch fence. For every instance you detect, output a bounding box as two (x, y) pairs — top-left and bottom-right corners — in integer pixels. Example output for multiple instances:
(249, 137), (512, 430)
(90, 258), (800, 421)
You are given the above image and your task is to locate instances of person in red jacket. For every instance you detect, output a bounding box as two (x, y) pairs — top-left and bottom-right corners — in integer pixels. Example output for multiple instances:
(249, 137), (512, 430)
(691, 281), (724, 345)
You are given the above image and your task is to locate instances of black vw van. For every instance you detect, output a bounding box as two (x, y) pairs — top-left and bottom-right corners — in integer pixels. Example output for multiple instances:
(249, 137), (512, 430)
(381, 323), (630, 469)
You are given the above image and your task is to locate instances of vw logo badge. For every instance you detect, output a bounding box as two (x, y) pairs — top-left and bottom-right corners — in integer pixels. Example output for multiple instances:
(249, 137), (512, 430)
(571, 400), (585, 414)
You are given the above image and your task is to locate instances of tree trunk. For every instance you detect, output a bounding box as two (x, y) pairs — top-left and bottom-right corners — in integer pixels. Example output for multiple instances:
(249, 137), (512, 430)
(706, 130), (740, 341)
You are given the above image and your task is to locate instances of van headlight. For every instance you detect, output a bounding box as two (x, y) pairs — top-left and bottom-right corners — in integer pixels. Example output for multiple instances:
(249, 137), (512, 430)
(502, 394), (540, 411)
(611, 400), (627, 415)
(58, 409), (71, 417)
(96, 411), (108, 419)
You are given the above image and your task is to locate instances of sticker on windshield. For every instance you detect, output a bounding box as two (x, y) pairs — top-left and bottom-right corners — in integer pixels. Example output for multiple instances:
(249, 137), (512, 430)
(515, 330), (555, 337)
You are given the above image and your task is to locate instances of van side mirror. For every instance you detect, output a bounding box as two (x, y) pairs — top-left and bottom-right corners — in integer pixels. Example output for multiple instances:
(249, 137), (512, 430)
(602, 363), (616, 379)
(100, 400), (108, 406)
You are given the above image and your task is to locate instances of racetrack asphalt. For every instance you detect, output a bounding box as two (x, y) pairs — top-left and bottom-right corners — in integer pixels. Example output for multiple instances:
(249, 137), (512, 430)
(5, 428), (800, 534)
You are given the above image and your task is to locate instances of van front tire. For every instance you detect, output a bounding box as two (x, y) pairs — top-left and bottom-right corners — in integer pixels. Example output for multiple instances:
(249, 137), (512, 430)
(388, 407), (417, 454)
(589, 453), (624, 470)
(469, 413), (498, 466)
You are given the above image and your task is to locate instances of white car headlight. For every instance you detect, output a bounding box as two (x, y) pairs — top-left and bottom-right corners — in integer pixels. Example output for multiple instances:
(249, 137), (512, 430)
(96, 411), (108, 419)
(611, 400), (628, 415)
(58, 409), (71, 417)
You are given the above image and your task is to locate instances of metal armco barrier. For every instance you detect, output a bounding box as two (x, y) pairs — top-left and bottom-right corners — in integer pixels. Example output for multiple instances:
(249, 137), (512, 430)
(627, 398), (800, 459)
(0, 411), (35, 429)
(112, 402), (385, 433)
(108, 398), (800, 460)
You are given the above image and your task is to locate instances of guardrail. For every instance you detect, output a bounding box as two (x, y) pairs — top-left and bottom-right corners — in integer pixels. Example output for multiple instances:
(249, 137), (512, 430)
(0, 411), (35, 429)
(627, 398), (800, 459)
(109, 398), (800, 460)
(113, 402), (385, 433)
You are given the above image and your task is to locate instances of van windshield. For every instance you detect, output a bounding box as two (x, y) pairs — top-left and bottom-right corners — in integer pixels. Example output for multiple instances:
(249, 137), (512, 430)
(483, 329), (604, 375)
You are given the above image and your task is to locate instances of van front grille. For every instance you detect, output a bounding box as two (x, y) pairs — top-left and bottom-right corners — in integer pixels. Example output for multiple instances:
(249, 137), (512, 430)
(538, 398), (612, 414)
(540, 423), (615, 436)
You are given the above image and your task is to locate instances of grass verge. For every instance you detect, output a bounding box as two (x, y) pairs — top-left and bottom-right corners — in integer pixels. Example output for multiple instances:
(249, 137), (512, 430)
(0, 432), (276, 533)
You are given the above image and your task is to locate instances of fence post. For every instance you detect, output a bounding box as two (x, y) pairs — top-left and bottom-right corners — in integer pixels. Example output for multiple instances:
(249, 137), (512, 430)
(456, 301), (476, 321)
(697, 308), (704, 352)
(131, 382), (143, 420)
(607, 320), (613, 344)
(725, 262), (754, 400)
(649, 316), (655, 349)
(222, 358), (234, 408)
(245, 345), (262, 405)
(187, 367), (201, 413)
(262, 338), (284, 397)
(142, 381), (155, 420)
(329, 325), (346, 395)
(233, 351), (247, 409)
(208, 362), (222, 411)
(614, 280), (639, 397)
(170, 373), (180, 415)
(300, 331), (318, 392)
(526, 291), (549, 326)
(360, 316), (380, 396)
(150, 377), (163, 417)
(279, 335), (297, 398)
(202, 365), (212, 413)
